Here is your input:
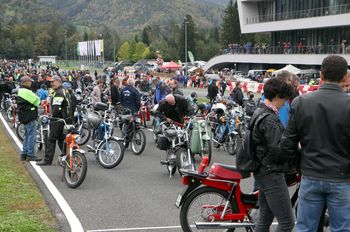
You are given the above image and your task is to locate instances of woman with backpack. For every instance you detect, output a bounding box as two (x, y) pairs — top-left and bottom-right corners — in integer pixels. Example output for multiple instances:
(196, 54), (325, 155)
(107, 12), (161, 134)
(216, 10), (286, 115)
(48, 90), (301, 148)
(250, 77), (294, 232)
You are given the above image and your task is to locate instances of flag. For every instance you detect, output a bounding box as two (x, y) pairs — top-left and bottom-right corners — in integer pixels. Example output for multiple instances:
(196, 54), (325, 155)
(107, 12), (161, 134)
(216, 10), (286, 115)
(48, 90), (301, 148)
(188, 51), (195, 63)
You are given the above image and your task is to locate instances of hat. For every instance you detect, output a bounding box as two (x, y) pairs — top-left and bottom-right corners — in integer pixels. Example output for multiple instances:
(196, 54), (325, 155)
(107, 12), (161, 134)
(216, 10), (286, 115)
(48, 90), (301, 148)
(20, 76), (32, 83)
(50, 75), (61, 82)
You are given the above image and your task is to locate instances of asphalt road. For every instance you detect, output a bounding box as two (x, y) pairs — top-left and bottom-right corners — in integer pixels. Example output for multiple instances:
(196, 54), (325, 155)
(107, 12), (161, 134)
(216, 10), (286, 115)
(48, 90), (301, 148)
(4, 114), (255, 232)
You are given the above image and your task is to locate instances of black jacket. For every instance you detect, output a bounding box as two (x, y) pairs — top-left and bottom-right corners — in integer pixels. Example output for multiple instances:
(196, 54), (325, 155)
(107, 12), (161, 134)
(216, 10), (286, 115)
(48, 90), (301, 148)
(50, 86), (71, 140)
(120, 85), (141, 114)
(252, 105), (289, 176)
(155, 95), (193, 124)
(207, 83), (218, 100)
(140, 80), (150, 92)
(110, 84), (120, 105)
(172, 87), (183, 96)
(280, 83), (350, 181)
(231, 87), (244, 106)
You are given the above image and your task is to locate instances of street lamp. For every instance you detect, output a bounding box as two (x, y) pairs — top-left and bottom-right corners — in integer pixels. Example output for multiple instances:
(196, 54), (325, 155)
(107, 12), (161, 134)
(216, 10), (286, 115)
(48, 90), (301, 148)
(64, 34), (68, 63)
(184, 19), (189, 76)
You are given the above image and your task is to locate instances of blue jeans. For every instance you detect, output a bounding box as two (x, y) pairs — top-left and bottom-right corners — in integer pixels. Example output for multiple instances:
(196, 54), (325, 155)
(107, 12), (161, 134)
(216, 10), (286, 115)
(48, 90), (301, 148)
(22, 120), (37, 157)
(297, 176), (350, 232)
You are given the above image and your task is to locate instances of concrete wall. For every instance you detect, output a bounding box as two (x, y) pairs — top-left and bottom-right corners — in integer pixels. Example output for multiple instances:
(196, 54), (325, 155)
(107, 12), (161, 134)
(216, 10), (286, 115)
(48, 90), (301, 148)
(203, 53), (350, 71)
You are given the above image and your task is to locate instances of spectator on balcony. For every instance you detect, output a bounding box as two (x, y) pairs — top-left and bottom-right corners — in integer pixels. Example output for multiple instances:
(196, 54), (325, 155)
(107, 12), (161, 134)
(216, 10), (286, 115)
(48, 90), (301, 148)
(341, 39), (347, 54)
(330, 38), (336, 54)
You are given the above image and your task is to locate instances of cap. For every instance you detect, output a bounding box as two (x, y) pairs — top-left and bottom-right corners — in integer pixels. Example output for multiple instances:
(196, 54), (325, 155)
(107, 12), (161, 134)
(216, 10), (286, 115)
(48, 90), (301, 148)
(50, 75), (61, 82)
(20, 76), (32, 83)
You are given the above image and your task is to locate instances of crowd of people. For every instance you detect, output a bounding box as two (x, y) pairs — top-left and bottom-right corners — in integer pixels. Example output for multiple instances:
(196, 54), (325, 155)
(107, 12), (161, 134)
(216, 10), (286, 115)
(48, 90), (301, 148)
(225, 38), (350, 55)
(1, 54), (350, 232)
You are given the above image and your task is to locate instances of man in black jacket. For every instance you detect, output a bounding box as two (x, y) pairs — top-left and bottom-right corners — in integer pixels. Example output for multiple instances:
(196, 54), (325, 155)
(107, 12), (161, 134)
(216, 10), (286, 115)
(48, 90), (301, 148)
(280, 55), (350, 232)
(155, 94), (193, 124)
(231, 81), (244, 106)
(37, 76), (71, 166)
(207, 80), (218, 103)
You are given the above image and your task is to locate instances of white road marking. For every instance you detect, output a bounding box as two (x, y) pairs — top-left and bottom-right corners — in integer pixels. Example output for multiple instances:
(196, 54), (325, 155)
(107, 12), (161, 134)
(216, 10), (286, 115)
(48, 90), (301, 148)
(0, 114), (84, 232)
(87, 225), (182, 231)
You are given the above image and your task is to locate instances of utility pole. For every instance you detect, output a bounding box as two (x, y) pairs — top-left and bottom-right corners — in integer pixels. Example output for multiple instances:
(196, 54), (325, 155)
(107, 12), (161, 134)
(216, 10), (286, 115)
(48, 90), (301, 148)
(64, 34), (68, 64)
(184, 19), (189, 76)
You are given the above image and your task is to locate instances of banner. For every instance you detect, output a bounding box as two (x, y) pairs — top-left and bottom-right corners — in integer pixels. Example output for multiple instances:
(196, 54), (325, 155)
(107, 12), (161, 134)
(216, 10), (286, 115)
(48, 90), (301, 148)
(95, 40), (101, 56)
(188, 51), (195, 63)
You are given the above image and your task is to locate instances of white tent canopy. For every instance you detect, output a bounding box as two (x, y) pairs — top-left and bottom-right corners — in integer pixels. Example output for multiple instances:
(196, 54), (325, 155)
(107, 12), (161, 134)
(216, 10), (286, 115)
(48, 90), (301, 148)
(273, 64), (301, 75)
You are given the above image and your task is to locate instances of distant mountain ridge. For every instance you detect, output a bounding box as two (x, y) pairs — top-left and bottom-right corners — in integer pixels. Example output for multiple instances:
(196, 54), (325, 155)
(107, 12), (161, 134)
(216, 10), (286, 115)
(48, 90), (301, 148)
(1, 0), (229, 36)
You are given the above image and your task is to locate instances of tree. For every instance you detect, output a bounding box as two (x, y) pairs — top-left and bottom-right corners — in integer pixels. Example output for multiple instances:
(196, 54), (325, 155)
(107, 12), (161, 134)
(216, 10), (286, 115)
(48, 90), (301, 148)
(132, 41), (147, 61)
(118, 42), (129, 61)
(220, 0), (241, 46)
(141, 26), (151, 46)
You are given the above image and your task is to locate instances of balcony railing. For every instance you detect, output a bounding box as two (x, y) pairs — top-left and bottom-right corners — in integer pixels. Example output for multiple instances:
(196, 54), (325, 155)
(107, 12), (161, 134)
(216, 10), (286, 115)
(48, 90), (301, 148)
(246, 4), (350, 24)
(223, 44), (350, 55)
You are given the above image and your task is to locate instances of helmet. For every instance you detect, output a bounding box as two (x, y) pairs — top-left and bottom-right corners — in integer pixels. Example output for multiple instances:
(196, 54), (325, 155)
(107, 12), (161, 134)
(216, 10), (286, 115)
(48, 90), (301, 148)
(190, 92), (197, 98)
(87, 112), (101, 130)
(75, 88), (82, 95)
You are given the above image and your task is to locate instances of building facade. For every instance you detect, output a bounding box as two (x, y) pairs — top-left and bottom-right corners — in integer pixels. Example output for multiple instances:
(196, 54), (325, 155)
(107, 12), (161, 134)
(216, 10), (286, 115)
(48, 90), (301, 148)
(204, 0), (350, 72)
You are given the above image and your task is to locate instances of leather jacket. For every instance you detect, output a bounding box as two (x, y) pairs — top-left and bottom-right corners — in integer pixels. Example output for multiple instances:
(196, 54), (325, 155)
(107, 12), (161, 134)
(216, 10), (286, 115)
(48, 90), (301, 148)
(252, 105), (289, 177)
(280, 83), (350, 181)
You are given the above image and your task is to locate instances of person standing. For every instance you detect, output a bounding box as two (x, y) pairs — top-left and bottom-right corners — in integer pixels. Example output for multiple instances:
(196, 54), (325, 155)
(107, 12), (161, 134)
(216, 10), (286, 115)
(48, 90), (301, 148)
(231, 81), (244, 106)
(207, 79), (218, 103)
(170, 79), (183, 96)
(252, 77), (295, 232)
(219, 75), (227, 96)
(280, 55), (350, 232)
(120, 78), (141, 114)
(17, 76), (41, 161)
(37, 76), (71, 166)
(111, 78), (121, 111)
(92, 79), (103, 106)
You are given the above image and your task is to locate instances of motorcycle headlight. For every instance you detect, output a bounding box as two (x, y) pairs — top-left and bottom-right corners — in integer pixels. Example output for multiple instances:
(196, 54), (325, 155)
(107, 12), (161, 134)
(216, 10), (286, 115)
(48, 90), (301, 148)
(75, 135), (81, 143)
(41, 116), (49, 125)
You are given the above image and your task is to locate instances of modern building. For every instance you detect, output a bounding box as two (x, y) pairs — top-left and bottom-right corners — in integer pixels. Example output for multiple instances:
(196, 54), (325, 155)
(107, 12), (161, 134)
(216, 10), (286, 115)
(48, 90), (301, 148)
(204, 0), (350, 72)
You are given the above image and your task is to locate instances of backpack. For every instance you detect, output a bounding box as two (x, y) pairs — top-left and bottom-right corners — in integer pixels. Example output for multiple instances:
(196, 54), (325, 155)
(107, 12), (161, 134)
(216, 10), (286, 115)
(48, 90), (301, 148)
(236, 112), (269, 172)
(245, 100), (257, 116)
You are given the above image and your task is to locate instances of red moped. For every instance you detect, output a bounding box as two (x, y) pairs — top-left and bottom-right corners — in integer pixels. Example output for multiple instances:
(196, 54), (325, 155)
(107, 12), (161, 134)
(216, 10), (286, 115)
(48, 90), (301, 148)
(176, 157), (301, 232)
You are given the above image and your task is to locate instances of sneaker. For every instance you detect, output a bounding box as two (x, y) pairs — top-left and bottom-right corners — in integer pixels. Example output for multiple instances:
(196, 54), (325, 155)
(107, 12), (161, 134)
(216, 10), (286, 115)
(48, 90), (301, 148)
(20, 154), (27, 161)
(26, 156), (42, 162)
(36, 160), (52, 166)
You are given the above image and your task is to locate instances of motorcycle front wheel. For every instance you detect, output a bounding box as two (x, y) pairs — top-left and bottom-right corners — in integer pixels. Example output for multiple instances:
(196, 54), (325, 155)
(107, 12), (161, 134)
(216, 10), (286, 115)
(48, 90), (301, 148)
(64, 151), (88, 188)
(180, 186), (240, 232)
(131, 129), (146, 155)
(175, 147), (194, 175)
(96, 137), (125, 169)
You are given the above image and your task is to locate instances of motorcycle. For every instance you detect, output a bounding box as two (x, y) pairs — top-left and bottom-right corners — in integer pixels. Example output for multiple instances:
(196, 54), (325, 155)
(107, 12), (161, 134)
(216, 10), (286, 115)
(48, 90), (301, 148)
(86, 102), (125, 169)
(74, 104), (91, 145)
(211, 101), (240, 156)
(138, 92), (151, 128)
(157, 120), (193, 177)
(120, 107), (147, 155)
(176, 159), (301, 232)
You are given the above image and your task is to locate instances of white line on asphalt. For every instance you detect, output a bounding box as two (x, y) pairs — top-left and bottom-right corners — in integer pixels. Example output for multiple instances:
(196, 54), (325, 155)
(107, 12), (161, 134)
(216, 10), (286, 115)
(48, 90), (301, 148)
(0, 114), (84, 232)
(87, 225), (182, 232)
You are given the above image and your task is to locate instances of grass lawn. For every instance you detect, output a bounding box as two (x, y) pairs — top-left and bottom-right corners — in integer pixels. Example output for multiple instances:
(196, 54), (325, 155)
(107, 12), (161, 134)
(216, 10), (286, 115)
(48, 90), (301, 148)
(0, 124), (57, 232)
(197, 97), (210, 104)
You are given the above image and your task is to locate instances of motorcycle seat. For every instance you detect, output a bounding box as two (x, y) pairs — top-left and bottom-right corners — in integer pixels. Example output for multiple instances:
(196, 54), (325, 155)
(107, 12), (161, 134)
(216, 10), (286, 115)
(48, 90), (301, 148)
(215, 163), (251, 179)
(94, 102), (108, 111)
